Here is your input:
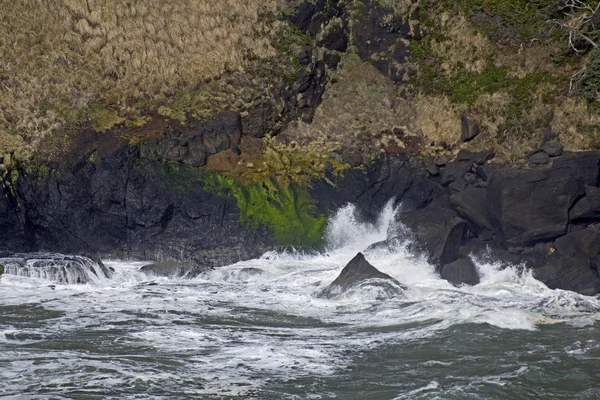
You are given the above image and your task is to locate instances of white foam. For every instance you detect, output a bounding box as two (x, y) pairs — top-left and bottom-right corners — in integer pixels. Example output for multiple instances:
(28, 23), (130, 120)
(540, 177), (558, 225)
(2, 201), (600, 397)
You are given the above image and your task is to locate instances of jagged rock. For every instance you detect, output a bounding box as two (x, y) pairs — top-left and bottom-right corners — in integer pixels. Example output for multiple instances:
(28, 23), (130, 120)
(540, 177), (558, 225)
(140, 262), (209, 279)
(473, 149), (495, 165)
(320, 252), (394, 297)
(401, 206), (468, 266)
(425, 161), (439, 176)
(0, 263), (4, 276)
(570, 185), (600, 221)
(461, 115), (481, 143)
(534, 253), (600, 295)
(541, 142), (564, 157)
(450, 188), (492, 232)
(528, 151), (550, 165)
(440, 257), (480, 286)
(488, 151), (600, 247)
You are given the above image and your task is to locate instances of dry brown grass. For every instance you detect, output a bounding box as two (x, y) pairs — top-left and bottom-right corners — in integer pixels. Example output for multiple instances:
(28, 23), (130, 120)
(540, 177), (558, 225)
(431, 14), (493, 75)
(0, 0), (278, 164)
(552, 97), (600, 150)
(414, 95), (464, 146)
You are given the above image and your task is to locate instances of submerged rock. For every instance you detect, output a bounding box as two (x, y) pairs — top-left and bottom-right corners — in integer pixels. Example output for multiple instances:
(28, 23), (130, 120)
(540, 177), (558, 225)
(0, 253), (112, 284)
(320, 252), (395, 298)
(140, 261), (209, 279)
(440, 258), (480, 286)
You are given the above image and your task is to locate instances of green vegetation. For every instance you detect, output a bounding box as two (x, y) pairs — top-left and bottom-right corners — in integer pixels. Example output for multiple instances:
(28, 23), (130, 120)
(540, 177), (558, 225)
(243, 135), (350, 187)
(452, 0), (558, 42)
(578, 48), (600, 105)
(160, 162), (328, 248)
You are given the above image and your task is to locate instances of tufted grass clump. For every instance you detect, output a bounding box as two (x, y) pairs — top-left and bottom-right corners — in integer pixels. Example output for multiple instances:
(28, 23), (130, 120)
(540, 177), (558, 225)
(243, 135), (350, 188)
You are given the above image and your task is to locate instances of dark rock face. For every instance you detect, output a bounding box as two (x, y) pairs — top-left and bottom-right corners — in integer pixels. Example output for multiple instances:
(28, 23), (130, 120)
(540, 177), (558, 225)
(534, 254), (600, 296)
(3, 145), (600, 295)
(401, 206), (468, 266)
(140, 262), (208, 279)
(488, 152), (600, 247)
(320, 252), (394, 297)
(527, 151), (550, 165)
(450, 188), (492, 233)
(311, 155), (444, 222)
(1, 149), (273, 267)
(570, 185), (600, 221)
(440, 258), (480, 286)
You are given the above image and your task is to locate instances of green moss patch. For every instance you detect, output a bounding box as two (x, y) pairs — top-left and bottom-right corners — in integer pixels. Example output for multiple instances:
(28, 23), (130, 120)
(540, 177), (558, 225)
(160, 162), (328, 248)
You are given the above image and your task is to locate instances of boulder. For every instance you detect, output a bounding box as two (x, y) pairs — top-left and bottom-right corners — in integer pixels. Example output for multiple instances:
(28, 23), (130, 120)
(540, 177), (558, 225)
(440, 257), (480, 286)
(450, 187), (492, 232)
(534, 253), (600, 295)
(400, 206), (468, 266)
(527, 151), (550, 165)
(320, 252), (394, 297)
(541, 142), (564, 157)
(488, 151), (600, 247)
(441, 160), (473, 185)
(140, 262), (209, 279)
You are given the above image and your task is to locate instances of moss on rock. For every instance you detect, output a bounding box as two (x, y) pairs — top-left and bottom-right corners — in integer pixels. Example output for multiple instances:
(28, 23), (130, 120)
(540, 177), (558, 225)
(160, 162), (328, 247)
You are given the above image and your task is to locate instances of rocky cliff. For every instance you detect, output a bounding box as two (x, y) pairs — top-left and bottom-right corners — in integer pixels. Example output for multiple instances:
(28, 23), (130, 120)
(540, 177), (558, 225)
(3, 0), (600, 295)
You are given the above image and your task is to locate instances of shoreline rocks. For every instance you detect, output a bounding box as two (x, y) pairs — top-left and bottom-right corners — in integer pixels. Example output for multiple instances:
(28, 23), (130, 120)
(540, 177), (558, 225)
(2, 149), (600, 295)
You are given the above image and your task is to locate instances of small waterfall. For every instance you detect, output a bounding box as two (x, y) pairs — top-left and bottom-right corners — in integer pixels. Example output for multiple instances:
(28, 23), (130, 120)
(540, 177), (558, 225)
(0, 253), (113, 284)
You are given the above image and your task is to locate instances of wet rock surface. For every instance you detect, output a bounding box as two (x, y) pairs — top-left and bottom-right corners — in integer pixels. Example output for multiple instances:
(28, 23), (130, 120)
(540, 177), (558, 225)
(320, 252), (395, 298)
(440, 258), (480, 287)
(0, 253), (112, 284)
(140, 262), (209, 279)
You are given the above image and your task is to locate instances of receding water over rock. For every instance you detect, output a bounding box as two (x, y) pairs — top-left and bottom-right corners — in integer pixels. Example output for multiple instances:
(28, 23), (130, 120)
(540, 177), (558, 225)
(2, 203), (600, 399)
(0, 253), (112, 284)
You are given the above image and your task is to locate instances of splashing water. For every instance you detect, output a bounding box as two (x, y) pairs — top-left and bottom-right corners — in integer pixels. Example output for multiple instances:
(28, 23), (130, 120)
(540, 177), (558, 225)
(2, 201), (600, 399)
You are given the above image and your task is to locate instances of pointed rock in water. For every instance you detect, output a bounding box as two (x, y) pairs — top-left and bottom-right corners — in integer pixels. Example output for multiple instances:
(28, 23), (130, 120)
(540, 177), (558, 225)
(0, 262), (3, 277)
(320, 253), (395, 298)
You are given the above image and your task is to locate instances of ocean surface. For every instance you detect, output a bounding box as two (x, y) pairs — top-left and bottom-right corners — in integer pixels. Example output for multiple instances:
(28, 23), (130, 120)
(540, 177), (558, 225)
(2, 202), (600, 399)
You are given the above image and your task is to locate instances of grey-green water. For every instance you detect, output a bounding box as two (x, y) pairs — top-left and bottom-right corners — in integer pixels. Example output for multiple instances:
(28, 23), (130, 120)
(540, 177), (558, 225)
(2, 203), (600, 399)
